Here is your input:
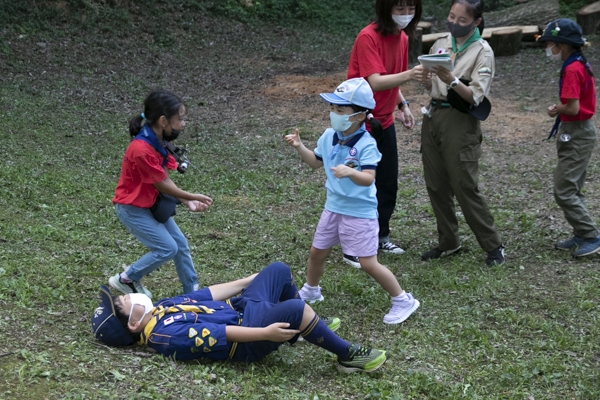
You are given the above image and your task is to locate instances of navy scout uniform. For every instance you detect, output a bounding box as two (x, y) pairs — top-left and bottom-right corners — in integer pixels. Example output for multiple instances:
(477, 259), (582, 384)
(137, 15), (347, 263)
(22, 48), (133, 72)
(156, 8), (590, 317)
(421, 33), (502, 252)
(139, 262), (305, 362)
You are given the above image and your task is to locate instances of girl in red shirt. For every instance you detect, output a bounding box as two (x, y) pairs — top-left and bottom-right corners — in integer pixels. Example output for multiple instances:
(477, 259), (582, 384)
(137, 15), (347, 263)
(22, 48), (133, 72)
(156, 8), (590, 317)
(109, 90), (212, 297)
(538, 19), (599, 257)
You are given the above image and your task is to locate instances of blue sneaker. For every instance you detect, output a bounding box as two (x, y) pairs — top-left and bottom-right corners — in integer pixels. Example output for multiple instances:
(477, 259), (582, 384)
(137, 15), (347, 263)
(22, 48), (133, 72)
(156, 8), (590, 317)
(572, 237), (600, 257)
(555, 236), (585, 250)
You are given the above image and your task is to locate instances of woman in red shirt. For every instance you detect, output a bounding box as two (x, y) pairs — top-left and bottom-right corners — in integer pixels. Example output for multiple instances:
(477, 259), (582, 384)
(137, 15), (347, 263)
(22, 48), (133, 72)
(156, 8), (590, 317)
(346, 0), (426, 266)
(109, 90), (212, 297)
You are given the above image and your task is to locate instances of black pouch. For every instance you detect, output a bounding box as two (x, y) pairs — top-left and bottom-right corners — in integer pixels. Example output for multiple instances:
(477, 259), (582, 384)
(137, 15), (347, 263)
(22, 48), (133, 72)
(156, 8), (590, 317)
(150, 193), (181, 223)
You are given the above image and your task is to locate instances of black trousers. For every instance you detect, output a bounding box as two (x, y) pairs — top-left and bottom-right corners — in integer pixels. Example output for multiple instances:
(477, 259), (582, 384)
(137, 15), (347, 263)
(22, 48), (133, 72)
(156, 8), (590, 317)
(375, 124), (399, 240)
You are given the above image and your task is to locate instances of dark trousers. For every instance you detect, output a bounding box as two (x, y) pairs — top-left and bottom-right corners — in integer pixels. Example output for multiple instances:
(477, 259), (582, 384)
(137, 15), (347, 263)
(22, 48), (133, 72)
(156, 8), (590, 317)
(230, 262), (305, 362)
(421, 107), (501, 252)
(376, 124), (399, 240)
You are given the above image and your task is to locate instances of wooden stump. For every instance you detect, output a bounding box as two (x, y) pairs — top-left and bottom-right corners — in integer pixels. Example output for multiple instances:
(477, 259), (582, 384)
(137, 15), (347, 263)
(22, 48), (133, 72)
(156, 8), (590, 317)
(417, 21), (431, 35)
(409, 27), (423, 64)
(578, 1), (600, 34)
(488, 27), (523, 56)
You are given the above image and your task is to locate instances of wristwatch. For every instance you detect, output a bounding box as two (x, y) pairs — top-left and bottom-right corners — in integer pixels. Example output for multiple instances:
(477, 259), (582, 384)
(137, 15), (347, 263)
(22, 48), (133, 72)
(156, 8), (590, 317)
(398, 100), (409, 110)
(449, 76), (460, 88)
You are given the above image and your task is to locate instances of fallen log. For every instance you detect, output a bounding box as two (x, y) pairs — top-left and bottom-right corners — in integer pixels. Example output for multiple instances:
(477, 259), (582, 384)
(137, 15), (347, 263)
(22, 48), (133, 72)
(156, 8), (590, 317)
(577, 1), (600, 34)
(482, 25), (540, 41)
(422, 25), (540, 54)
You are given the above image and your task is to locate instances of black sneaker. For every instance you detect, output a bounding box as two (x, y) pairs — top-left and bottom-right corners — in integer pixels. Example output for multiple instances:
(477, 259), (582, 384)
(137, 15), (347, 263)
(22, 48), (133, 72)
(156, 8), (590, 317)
(421, 246), (461, 261)
(342, 254), (361, 269)
(486, 245), (505, 266)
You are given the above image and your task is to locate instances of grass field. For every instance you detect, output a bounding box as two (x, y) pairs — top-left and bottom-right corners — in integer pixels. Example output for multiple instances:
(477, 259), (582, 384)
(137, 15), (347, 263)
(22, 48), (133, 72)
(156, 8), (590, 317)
(1, 2), (600, 399)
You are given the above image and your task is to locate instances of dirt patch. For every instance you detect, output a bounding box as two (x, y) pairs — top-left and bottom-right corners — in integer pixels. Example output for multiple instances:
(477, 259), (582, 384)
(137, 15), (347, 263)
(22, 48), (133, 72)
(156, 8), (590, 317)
(253, 71), (553, 146)
(261, 74), (347, 99)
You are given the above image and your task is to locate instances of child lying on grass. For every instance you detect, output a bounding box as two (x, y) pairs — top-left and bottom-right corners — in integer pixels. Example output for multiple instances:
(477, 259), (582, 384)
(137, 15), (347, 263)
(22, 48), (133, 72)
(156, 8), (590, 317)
(93, 262), (387, 373)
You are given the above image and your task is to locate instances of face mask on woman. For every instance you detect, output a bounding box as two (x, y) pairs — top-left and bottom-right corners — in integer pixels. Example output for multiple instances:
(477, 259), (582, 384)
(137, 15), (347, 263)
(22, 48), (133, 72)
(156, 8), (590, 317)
(447, 20), (475, 38)
(392, 14), (414, 30)
(128, 293), (154, 324)
(546, 45), (562, 62)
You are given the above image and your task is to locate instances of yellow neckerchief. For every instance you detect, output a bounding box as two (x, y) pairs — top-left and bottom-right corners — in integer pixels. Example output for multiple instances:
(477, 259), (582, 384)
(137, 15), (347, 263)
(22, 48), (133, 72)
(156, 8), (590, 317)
(139, 304), (216, 345)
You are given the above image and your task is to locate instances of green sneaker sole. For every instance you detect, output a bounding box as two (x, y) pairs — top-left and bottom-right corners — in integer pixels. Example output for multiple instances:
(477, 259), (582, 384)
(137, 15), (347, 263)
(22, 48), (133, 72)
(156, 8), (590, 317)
(337, 350), (387, 373)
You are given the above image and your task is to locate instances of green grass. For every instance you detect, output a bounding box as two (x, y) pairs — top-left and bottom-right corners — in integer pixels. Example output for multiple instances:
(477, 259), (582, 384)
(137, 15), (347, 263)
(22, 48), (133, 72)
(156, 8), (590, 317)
(1, 3), (600, 400)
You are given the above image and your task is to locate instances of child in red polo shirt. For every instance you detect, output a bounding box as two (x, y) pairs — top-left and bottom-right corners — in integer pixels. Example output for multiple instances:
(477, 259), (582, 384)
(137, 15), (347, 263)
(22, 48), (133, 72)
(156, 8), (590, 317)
(538, 19), (599, 257)
(109, 90), (212, 297)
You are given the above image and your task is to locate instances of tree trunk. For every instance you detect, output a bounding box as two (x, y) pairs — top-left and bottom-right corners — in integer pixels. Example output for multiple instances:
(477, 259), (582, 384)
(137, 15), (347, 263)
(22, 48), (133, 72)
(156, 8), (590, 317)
(485, 0), (559, 27)
(488, 27), (523, 56)
(577, 1), (600, 34)
(409, 27), (423, 65)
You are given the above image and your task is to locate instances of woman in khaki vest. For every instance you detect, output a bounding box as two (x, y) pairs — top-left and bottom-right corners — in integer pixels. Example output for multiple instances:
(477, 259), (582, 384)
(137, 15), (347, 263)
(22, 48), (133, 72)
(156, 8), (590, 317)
(420, 0), (504, 266)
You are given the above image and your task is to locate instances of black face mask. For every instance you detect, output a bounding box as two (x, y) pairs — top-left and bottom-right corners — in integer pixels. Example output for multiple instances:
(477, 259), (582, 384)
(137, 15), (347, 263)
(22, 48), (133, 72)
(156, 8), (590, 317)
(447, 20), (475, 38)
(163, 129), (180, 142)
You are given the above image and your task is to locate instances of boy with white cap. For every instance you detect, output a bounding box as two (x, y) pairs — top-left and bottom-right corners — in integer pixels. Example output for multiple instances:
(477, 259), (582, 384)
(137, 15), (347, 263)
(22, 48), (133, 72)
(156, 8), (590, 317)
(285, 78), (420, 324)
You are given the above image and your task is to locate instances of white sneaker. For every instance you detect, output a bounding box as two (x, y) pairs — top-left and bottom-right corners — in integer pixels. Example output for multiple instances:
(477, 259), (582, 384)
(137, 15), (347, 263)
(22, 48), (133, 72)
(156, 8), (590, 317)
(109, 272), (153, 299)
(383, 293), (420, 324)
(298, 283), (324, 304)
(378, 241), (405, 254)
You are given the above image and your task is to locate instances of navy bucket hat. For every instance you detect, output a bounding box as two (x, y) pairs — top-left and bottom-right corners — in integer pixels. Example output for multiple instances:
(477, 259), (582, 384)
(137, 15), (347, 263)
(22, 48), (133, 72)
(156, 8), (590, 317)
(91, 285), (135, 347)
(537, 18), (585, 48)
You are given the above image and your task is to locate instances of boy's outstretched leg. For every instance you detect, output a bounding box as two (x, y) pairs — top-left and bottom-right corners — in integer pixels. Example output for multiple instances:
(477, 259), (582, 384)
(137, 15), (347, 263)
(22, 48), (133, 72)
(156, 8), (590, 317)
(299, 304), (387, 373)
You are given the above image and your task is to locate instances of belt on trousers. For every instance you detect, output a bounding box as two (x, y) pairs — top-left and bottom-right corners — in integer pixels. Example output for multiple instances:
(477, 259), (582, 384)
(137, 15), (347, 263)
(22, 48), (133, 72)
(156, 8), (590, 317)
(431, 99), (451, 108)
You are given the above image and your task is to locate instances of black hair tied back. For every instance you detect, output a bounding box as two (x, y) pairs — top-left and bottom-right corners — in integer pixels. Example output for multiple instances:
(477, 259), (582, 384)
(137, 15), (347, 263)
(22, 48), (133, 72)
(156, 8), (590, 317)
(128, 90), (183, 137)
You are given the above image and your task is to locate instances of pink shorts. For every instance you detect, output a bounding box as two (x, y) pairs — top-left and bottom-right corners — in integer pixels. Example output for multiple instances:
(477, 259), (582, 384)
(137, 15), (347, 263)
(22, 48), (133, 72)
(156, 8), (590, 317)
(312, 209), (379, 257)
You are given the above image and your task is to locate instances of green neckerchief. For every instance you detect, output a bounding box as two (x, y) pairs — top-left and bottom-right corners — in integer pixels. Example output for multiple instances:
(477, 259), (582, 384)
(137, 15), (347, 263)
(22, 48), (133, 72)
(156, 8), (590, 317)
(451, 28), (482, 54)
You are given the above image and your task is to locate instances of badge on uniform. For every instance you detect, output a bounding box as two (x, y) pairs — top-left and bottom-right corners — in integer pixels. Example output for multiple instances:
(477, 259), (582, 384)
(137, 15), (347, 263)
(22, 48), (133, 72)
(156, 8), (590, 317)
(560, 133), (571, 142)
(164, 316), (175, 326)
(202, 328), (210, 337)
(208, 337), (217, 347)
(188, 327), (198, 338)
(195, 337), (204, 347)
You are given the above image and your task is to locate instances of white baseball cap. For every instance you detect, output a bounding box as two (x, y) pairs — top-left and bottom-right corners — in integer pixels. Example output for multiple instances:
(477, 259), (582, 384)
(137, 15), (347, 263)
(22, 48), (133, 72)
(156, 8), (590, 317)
(319, 78), (376, 110)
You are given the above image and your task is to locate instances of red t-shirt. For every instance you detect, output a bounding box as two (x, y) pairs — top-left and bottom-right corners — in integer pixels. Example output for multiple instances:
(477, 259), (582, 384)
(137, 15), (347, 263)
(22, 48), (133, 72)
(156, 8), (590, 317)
(112, 140), (178, 208)
(347, 23), (408, 129)
(560, 61), (596, 122)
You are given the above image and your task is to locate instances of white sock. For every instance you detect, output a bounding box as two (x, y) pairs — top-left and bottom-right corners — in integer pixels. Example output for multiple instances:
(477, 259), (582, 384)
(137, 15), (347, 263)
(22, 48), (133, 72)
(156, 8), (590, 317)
(392, 292), (408, 302)
(304, 283), (319, 290)
(119, 272), (131, 283)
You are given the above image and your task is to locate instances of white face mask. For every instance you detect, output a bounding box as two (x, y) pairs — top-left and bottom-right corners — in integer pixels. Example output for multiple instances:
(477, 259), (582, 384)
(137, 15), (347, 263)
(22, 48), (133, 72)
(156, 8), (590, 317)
(546, 45), (562, 62)
(329, 111), (363, 133)
(128, 293), (154, 324)
(392, 14), (414, 30)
